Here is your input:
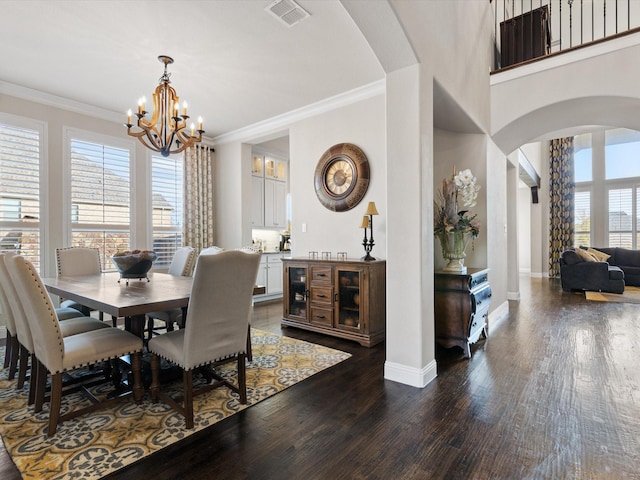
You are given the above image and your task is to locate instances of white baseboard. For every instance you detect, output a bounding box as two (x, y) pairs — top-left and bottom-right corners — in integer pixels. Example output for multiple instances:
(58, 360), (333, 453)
(507, 291), (521, 301)
(384, 359), (437, 388)
(530, 272), (544, 278)
(0, 325), (5, 340)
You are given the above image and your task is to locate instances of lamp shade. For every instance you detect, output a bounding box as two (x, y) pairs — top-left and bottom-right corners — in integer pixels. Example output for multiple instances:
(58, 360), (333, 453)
(365, 202), (379, 216)
(360, 215), (370, 229)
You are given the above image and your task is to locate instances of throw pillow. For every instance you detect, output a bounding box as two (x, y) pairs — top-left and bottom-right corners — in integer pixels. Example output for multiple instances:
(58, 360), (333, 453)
(587, 247), (611, 262)
(575, 247), (597, 262)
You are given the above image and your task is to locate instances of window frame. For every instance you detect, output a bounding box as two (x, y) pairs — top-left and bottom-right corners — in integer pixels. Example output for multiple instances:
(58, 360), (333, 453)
(63, 127), (136, 269)
(0, 112), (48, 271)
(150, 152), (184, 268)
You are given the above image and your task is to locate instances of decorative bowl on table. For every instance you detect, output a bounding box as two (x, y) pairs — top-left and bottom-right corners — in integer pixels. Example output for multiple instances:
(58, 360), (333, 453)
(111, 250), (157, 284)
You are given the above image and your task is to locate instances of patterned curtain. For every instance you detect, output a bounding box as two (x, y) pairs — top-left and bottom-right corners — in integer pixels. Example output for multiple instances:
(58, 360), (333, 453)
(183, 144), (215, 253)
(548, 137), (574, 278)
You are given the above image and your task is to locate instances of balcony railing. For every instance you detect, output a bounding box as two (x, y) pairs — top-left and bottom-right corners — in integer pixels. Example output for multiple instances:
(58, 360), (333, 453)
(492, 0), (640, 70)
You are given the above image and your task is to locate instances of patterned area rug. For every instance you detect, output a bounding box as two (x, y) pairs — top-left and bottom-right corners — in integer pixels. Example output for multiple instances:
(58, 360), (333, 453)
(0, 329), (350, 479)
(585, 285), (640, 304)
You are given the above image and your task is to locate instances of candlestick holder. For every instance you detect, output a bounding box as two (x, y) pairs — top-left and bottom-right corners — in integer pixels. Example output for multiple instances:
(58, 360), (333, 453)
(360, 202), (379, 261)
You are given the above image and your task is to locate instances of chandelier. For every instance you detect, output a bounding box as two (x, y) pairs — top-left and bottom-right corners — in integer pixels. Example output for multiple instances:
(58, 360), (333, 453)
(126, 55), (204, 157)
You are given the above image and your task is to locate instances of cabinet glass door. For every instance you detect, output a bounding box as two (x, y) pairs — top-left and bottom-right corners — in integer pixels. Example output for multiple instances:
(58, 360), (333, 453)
(287, 266), (308, 320)
(252, 155), (264, 175)
(336, 268), (361, 330)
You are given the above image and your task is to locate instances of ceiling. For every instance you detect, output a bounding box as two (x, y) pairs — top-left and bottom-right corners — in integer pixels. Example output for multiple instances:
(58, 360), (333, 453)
(1, 0), (385, 141)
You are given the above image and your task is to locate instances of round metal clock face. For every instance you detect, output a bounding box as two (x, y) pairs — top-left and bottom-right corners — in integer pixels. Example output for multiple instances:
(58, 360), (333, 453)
(314, 143), (370, 212)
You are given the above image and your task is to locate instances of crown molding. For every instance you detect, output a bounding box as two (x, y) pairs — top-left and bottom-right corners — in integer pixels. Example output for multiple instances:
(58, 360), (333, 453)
(212, 79), (386, 145)
(1, 78), (386, 145)
(0, 80), (123, 123)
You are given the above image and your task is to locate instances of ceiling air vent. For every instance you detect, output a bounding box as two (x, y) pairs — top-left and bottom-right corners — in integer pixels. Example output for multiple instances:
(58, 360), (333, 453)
(265, 0), (310, 27)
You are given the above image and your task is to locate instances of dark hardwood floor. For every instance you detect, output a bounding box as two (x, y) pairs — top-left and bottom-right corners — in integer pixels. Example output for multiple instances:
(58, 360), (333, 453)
(2, 277), (640, 479)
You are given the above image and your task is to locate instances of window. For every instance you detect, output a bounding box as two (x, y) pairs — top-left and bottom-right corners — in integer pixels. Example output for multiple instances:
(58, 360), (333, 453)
(152, 154), (184, 268)
(574, 134), (592, 183)
(574, 190), (591, 247)
(0, 119), (42, 269)
(608, 188), (634, 248)
(572, 129), (640, 248)
(605, 129), (640, 180)
(69, 136), (131, 269)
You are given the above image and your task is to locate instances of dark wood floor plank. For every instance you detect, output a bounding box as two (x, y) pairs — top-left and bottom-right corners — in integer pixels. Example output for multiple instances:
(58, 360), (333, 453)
(1, 278), (639, 479)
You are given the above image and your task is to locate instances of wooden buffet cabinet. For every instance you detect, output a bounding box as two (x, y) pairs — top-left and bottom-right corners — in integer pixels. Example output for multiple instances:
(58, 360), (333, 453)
(282, 258), (386, 347)
(434, 268), (491, 358)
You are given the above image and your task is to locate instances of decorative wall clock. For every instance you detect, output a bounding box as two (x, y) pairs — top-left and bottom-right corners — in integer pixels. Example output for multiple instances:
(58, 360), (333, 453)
(314, 143), (370, 212)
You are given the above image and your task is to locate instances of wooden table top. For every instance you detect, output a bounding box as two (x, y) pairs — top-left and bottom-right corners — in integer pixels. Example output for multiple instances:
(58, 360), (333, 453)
(42, 272), (267, 319)
(42, 272), (193, 319)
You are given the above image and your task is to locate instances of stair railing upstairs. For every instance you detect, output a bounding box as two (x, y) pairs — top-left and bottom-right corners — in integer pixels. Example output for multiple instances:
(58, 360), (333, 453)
(492, 0), (640, 71)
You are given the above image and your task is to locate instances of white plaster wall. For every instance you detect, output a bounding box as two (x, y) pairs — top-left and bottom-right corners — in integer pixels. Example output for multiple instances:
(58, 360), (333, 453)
(486, 138), (508, 311)
(288, 96), (386, 259)
(433, 130), (488, 271)
(491, 32), (640, 153)
(213, 141), (251, 250)
(518, 184), (532, 274)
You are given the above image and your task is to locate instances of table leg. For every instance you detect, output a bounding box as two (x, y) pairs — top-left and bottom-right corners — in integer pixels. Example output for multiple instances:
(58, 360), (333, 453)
(125, 314), (147, 339)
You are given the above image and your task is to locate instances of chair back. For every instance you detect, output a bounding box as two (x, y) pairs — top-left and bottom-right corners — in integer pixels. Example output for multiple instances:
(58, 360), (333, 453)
(7, 255), (65, 373)
(56, 247), (101, 276)
(183, 250), (260, 369)
(0, 253), (18, 336)
(192, 246), (224, 276)
(167, 246), (195, 277)
(0, 252), (35, 351)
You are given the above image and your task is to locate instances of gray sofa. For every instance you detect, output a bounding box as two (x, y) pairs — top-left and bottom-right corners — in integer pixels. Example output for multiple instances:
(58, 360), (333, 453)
(588, 247), (640, 287)
(559, 248), (625, 293)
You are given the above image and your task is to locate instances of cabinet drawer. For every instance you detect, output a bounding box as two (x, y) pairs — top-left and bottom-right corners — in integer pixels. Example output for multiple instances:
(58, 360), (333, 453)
(310, 307), (333, 326)
(472, 285), (492, 311)
(311, 266), (332, 283)
(311, 286), (333, 305)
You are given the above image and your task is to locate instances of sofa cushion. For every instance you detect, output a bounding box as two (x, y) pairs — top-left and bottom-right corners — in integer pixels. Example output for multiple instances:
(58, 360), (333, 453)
(575, 248), (597, 262)
(561, 249), (583, 265)
(587, 247), (611, 262)
(608, 266), (625, 281)
(612, 247), (640, 267)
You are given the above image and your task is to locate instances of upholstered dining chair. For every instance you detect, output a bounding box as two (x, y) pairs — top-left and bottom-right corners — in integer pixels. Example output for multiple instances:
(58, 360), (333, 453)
(148, 249), (260, 429)
(7, 254), (143, 436)
(56, 247), (115, 325)
(0, 252), (111, 403)
(146, 246), (196, 339)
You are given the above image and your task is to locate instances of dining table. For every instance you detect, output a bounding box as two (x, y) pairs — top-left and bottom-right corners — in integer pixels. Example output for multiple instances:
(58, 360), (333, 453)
(42, 272), (194, 339)
(43, 271), (267, 339)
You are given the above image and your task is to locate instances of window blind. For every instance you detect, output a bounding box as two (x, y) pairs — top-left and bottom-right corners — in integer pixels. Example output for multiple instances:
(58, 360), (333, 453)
(152, 154), (184, 268)
(70, 138), (130, 267)
(0, 122), (41, 268)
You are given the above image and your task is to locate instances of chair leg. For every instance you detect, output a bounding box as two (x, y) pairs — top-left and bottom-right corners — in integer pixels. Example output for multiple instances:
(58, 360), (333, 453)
(47, 372), (63, 437)
(246, 325), (253, 362)
(7, 335), (19, 380)
(147, 316), (154, 340)
(28, 354), (38, 406)
(111, 315), (117, 327)
(17, 344), (29, 390)
(34, 358), (48, 412)
(150, 354), (160, 402)
(238, 353), (247, 404)
(184, 369), (194, 429)
(3, 332), (10, 368)
(130, 351), (143, 403)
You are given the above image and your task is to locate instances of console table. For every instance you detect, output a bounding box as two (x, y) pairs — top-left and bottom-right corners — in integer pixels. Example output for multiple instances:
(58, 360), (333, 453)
(434, 268), (491, 358)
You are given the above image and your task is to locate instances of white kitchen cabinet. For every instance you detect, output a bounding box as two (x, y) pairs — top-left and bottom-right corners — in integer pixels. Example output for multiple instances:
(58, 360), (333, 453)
(255, 253), (284, 301)
(265, 156), (287, 181)
(264, 178), (287, 228)
(251, 176), (264, 227)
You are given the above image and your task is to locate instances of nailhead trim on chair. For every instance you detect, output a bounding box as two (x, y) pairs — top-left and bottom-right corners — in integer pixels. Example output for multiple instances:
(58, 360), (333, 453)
(151, 351), (246, 370)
